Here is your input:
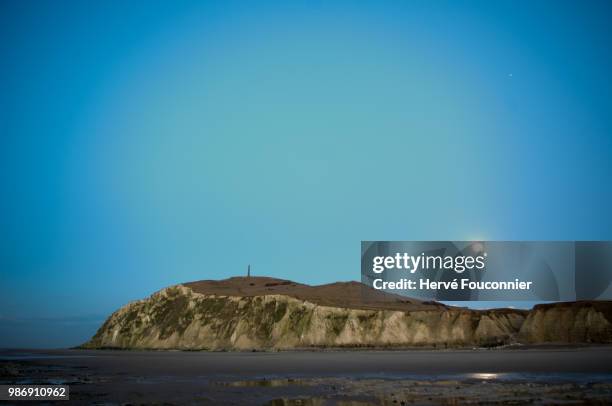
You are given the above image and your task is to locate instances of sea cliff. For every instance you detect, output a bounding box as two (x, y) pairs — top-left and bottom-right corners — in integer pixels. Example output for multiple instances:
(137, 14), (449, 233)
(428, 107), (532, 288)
(82, 277), (612, 350)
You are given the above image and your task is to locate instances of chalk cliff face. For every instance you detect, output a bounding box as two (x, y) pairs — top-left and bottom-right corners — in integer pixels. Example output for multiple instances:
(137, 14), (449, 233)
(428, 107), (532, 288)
(82, 277), (612, 350)
(83, 277), (528, 350)
(519, 301), (612, 344)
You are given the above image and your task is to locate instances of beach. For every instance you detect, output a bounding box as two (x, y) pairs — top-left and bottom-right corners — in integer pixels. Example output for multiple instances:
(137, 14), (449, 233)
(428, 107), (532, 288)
(2, 346), (612, 404)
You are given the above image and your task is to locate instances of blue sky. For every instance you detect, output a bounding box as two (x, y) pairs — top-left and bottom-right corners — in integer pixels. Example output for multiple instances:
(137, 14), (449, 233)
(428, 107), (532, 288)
(1, 0), (612, 347)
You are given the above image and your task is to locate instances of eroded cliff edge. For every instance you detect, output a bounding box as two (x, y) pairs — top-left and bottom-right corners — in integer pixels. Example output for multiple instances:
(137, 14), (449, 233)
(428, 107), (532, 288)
(82, 277), (612, 350)
(519, 301), (612, 344)
(83, 277), (521, 349)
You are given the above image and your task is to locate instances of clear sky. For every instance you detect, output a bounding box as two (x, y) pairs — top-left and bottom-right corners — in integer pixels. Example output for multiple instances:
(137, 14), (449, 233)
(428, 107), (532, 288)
(1, 0), (612, 348)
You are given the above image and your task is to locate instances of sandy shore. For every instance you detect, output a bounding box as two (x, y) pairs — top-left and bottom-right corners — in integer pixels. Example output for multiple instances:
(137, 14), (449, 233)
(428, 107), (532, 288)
(2, 347), (612, 405)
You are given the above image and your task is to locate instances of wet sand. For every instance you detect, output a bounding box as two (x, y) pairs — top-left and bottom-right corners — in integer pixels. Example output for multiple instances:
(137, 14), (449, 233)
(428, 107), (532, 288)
(2, 347), (612, 405)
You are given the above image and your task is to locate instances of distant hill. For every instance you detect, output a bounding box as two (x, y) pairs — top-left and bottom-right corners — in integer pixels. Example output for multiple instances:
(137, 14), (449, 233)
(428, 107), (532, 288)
(82, 277), (612, 350)
(183, 276), (442, 311)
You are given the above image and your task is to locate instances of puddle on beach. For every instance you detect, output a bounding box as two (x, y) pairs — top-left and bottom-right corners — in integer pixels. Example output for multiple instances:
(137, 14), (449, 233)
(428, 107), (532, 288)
(265, 399), (375, 406)
(215, 372), (612, 386)
(218, 378), (306, 387)
(219, 375), (612, 406)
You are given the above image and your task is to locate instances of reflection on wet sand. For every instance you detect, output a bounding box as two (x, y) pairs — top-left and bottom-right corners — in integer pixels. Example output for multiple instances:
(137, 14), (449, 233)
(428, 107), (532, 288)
(2, 349), (612, 405)
(247, 377), (612, 406)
